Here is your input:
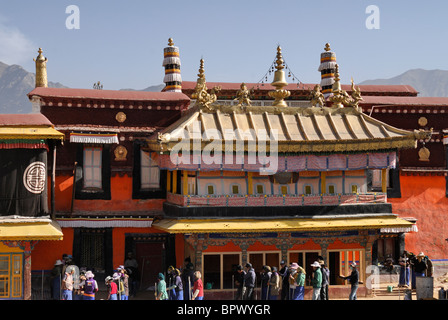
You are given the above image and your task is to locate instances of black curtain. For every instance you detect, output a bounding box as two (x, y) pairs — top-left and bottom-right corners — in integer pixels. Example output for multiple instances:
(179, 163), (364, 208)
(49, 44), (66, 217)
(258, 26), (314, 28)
(0, 149), (48, 216)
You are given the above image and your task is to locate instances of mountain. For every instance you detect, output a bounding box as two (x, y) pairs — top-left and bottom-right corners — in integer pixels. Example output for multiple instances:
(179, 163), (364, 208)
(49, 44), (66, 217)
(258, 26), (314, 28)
(119, 84), (165, 92)
(0, 61), (167, 114)
(0, 61), (67, 114)
(360, 69), (448, 97)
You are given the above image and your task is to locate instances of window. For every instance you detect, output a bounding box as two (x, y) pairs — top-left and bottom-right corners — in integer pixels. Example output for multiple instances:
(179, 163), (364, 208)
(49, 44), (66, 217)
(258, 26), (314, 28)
(207, 185), (215, 195)
(75, 145), (111, 200)
(140, 150), (160, 189)
(371, 169), (390, 190)
(351, 184), (358, 194)
(203, 253), (241, 290)
(0, 254), (22, 298)
(256, 184), (264, 194)
(304, 185), (312, 194)
(328, 185), (336, 194)
(231, 184), (240, 195)
(83, 147), (102, 189)
(280, 185), (288, 195)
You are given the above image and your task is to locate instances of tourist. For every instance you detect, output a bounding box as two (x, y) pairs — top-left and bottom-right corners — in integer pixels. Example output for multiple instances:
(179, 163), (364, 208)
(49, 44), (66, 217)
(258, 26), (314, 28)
(234, 265), (246, 300)
(82, 271), (98, 300)
(339, 262), (359, 300)
(117, 266), (129, 300)
(192, 271), (204, 300)
(167, 268), (184, 300)
(311, 261), (322, 300)
(243, 263), (256, 300)
(268, 266), (281, 300)
(155, 273), (169, 300)
(320, 259), (330, 300)
(288, 263), (299, 300)
(260, 265), (272, 300)
(398, 251), (410, 288)
(105, 276), (118, 300)
(279, 260), (290, 300)
(61, 265), (75, 300)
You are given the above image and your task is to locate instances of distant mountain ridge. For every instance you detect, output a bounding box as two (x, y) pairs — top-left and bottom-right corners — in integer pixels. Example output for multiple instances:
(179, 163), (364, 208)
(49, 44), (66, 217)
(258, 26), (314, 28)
(0, 61), (165, 114)
(360, 69), (448, 97)
(0, 61), (66, 113)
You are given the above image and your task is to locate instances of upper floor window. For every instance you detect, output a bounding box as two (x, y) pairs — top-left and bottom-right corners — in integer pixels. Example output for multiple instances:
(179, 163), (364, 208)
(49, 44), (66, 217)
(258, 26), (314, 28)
(231, 184), (240, 195)
(140, 150), (160, 189)
(83, 147), (103, 189)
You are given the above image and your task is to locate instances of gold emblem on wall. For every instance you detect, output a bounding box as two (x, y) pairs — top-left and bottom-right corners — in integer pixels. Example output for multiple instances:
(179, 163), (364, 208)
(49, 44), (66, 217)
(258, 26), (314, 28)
(418, 117), (428, 127)
(114, 145), (128, 161)
(418, 146), (430, 162)
(116, 112), (126, 123)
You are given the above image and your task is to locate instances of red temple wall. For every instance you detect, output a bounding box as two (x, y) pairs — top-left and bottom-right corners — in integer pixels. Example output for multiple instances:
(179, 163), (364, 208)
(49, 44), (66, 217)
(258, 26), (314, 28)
(389, 175), (448, 260)
(53, 174), (164, 212)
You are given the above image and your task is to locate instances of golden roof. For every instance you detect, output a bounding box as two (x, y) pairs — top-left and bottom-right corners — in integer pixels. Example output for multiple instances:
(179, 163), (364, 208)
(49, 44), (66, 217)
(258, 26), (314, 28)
(148, 103), (431, 153)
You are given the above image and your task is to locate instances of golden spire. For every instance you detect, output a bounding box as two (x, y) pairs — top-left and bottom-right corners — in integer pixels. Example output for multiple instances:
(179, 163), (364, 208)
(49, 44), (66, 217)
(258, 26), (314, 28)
(268, 46), (290, 107)
(192, 58), (221, 109)
(324, 43), (331, 52)
(33, 48), (48, 88)
(168, 38), (174, 46)
(328, 64), (345, 108)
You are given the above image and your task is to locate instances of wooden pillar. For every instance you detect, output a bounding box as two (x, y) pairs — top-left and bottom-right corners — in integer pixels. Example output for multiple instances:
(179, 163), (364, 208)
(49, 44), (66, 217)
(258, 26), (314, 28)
(381, 168), (387, 193)
(172, 170), (177, 194)
(247, 172), (253, 195)
(321, 171), (326, 194)
(167, 170), (171, 193)
(183, 170), (188, 195)
(23, 242), (32, 300)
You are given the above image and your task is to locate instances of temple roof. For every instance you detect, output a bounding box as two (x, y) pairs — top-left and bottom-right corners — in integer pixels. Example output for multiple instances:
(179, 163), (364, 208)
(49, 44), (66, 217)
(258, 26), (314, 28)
(28, 87), (190, 103)
(147, 103), (431, 153)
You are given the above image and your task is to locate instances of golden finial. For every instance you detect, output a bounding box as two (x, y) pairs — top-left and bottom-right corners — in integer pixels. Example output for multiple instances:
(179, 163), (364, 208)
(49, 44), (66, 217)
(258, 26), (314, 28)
(275, 46), (285, 71)
(33, 48), (48, 88)
(192, 58), (221, 110)
(328, 64), (346, 108)
(269, 46), (290, 107)
(168, 38), (174, 46)
(324, 43), (331, 52)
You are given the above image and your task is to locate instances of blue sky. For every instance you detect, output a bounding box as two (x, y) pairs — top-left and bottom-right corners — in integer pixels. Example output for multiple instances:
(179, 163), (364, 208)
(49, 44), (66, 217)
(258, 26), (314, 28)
(1, 0), (447, 90)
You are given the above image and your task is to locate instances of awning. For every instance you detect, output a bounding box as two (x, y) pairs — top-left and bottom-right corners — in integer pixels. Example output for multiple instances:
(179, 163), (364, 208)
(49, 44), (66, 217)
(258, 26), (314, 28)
(152, 215), (415, 234)
(0, 127), (64, 141)
(0, 217), (63, 241)
(70, 132), (118, 144)
(57, 217), (153, 228)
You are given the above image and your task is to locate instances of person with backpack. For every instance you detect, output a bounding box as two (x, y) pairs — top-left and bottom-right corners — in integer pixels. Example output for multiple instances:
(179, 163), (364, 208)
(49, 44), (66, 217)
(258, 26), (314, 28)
(82, 271), (98, 300)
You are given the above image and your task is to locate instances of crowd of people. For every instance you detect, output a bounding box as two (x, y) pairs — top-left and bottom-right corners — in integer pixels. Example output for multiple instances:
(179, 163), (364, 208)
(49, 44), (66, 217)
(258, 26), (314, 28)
(234, 257), (351, 300)
(155, 258), (204, 300)
(49, 252), (139, 300)
(49, 250), (433, 301)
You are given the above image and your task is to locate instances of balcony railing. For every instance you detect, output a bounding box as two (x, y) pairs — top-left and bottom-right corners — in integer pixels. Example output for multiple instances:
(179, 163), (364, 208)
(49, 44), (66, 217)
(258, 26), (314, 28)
(167, 192), (387, 207)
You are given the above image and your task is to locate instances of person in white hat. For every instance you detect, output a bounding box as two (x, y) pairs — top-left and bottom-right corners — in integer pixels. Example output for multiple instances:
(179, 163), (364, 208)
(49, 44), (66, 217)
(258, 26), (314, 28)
(82, 271), (98, 300)
(310, 261), (322, 300)
(339, 262), (359, 300)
